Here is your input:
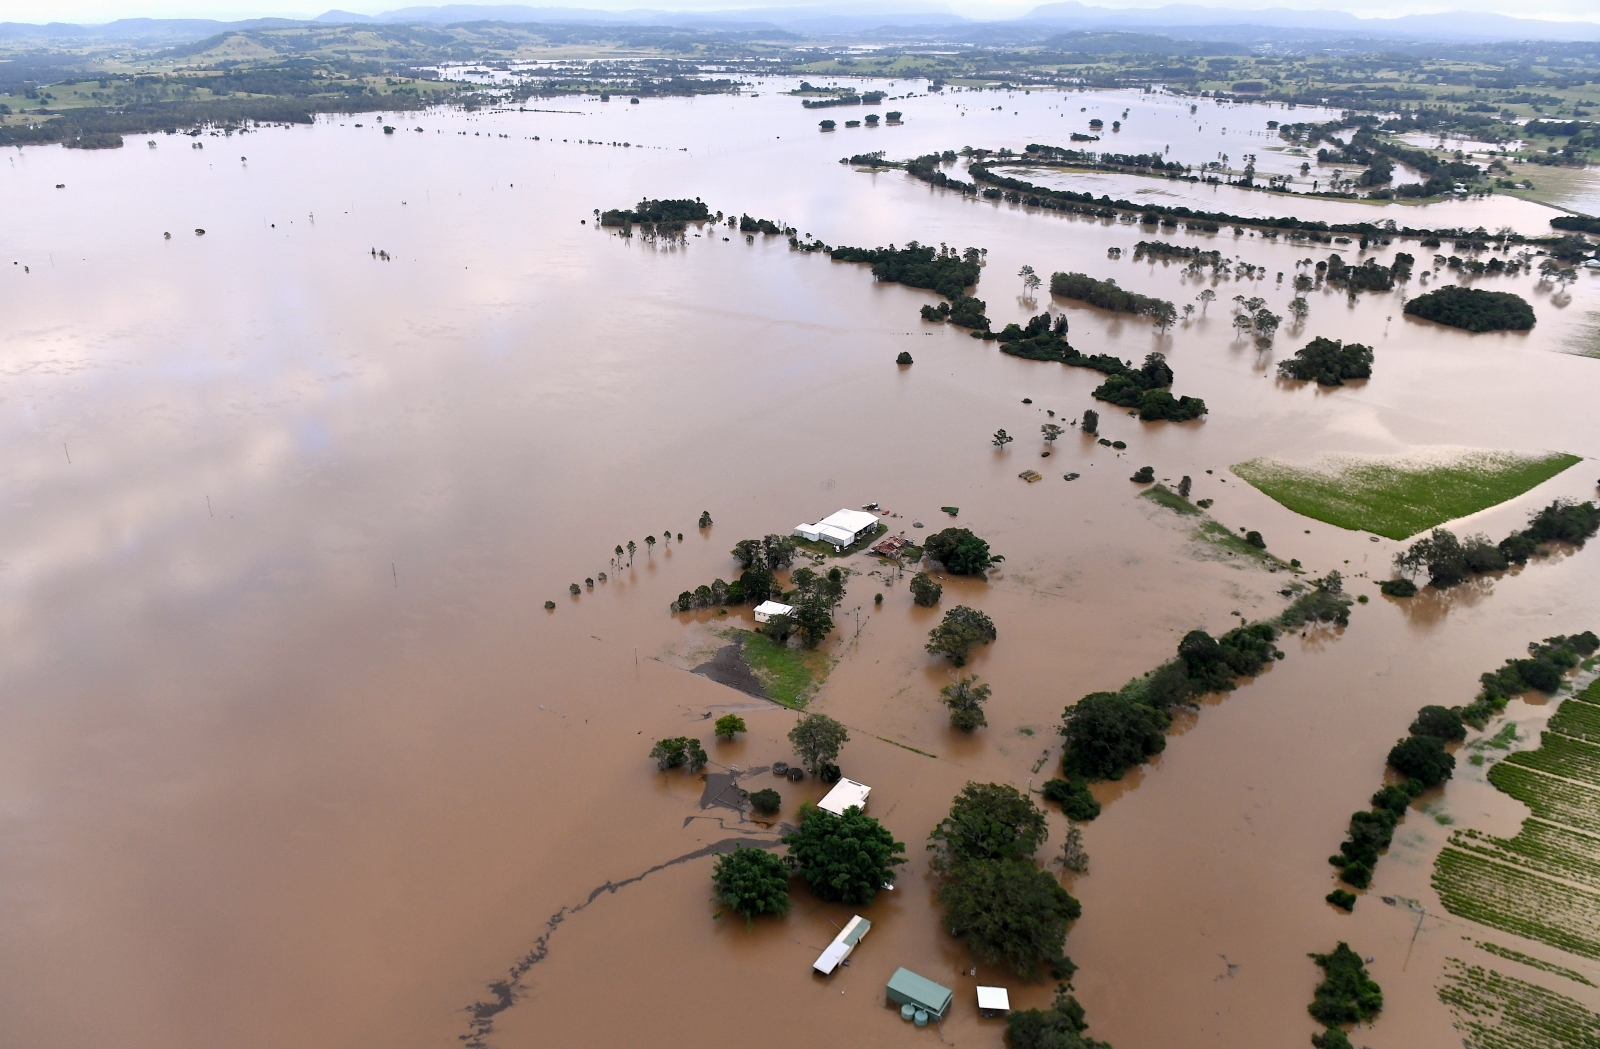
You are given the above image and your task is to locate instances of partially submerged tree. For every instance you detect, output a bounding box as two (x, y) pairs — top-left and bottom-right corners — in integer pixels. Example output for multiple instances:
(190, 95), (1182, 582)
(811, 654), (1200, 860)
(937, 856), (1081, 978)
(788, 713), (849, 774)
(993, 428), (1014, 449)
(711, 845), (791, 925)
(923, 528), (1001, 575)
(1060, 691), (1167, 781)
(909, 571), (943, 607)
(783, 806), (905, 905)
(926, 605), (998, 666)
(928, 782), (1048, 872)
(941, 675), (991, 731)
(714, 714), (747, 740)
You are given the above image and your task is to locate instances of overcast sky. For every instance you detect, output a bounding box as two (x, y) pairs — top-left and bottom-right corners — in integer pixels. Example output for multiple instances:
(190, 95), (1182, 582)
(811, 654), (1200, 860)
(6, 0), (1599, 28)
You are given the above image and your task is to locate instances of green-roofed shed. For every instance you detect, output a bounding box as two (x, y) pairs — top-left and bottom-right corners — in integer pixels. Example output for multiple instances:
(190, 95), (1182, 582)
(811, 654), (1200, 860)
(885, 967), (953, 1019)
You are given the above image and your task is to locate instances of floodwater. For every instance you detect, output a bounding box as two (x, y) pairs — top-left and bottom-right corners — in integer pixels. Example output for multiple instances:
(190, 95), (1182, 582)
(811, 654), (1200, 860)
(2, 79), (1599, 1049)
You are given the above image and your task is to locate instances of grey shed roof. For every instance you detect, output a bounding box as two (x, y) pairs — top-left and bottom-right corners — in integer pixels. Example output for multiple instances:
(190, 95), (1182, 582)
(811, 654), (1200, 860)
(885, 967), (953, 1018)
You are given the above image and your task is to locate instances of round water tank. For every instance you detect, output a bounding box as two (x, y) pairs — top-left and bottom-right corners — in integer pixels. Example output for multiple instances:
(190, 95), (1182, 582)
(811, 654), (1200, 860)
(900, 1004), (915, 1022)
(914, 1009), (929, 1027)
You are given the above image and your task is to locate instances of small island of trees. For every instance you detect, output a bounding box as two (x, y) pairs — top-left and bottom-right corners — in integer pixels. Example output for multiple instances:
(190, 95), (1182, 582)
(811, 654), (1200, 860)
(1049, 272), (1176, 328)
(599, 197), (710, 229)
(1278, 337), (1375, 386)
(1402, 285), (1536, 332)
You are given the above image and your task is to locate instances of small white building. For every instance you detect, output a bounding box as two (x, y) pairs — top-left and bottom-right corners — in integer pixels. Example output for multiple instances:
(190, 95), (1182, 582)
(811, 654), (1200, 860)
(817, 777), (871, 816)
(976, 986), (1011, 1017)
(813, 914), (871, 975)
(753, 600), (795, 623)
(795, 508), (881, 551)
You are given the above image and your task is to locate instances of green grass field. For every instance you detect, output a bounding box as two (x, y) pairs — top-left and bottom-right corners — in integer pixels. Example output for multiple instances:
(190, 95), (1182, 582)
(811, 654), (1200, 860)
(1232, 451), (1581, 540)
(730, 629), (833, 710)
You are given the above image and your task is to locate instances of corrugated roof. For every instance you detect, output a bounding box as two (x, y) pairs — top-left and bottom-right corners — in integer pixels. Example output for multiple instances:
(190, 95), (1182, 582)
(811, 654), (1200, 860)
(886, 968), (953, 1017)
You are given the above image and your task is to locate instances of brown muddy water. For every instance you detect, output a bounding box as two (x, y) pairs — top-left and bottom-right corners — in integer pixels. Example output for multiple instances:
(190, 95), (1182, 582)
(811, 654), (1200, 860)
(2, 81), (1599, 1049)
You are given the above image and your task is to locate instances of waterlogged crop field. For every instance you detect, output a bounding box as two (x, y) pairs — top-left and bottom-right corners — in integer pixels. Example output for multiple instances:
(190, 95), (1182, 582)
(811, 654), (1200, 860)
(1438, 959), (1600, 1049)
(1232, 450), (1581, 539)
(1435, 680), (1600, 960)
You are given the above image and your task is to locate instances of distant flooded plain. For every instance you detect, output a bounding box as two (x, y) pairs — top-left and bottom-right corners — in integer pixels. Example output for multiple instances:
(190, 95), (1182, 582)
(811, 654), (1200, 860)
(2, 81), (1599, 1049)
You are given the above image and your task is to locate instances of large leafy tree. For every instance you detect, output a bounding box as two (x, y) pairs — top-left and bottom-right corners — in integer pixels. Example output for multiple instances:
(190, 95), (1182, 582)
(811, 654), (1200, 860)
(928, 782), (1047, 874)
(923, 527), (1001, 575)
(711, 845), (791, 925)
(788, 713), (849, 774)
(941, 676), (991, 731)
(1386, 734), (1454, 787)
(1060, 691), (1167, 781)
(783, 807), (905, 905)
(937, 857), (1080, 978)
(926, 605), (997, 666)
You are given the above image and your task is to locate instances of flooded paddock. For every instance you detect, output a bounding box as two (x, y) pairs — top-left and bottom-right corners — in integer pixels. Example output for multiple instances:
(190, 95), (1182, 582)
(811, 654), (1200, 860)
(2, 80), (1598, 1049)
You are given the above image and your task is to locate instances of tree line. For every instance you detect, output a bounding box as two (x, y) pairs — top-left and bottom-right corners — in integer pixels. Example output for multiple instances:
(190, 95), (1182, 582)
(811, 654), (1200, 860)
(1384, 499), (1599, 593)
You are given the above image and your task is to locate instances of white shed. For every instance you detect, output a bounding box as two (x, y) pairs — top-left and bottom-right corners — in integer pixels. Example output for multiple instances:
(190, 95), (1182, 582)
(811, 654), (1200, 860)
(794, 508), (881, 551)
(753, 600), (795, 623)
(813, 914), (871, 975)
(817, 778), (871, 816)
(977, 986), (1011, 1016)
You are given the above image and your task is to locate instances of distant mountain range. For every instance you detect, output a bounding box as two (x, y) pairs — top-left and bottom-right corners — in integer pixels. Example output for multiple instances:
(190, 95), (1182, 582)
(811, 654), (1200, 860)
(1, 3), (1597, 45)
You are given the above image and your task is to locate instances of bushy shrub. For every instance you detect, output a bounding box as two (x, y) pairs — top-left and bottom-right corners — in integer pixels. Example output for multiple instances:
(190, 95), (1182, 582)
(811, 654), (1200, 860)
(1326, 889), (1357, 912)
(1379, 578), (1417, 598)
(748, 788), (781, 815)
(1041, 777), (1102, 821)
(1130, 466), (1155, 483)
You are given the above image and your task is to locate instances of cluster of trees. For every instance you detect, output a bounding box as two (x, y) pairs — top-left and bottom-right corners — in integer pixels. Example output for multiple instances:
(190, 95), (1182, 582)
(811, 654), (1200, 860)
(1278, 337), (1374, 386)
(926, 606), (997, 666)
(1321, 252), (1397, 294)
(960, 154), (1463, 241)
(1323, 706), (1460, 899)
(671, 534), (793, 612)
(738, 214), (791, 235)
(1307, 943), (1382, 1048)
(921, 294), (992, 330)
(922, 527), (1000, 575)
(1459, 632), (1598, 727)
(1280, 572), (1355, 629)
(928, 784), (1082, 979)
(1090, 351), (1209, 422)
(599, 198), (711, 228)
(1132, 240), (1222, 266)
(649, 735), (708, 772)
(1023, 142), (1184, 174)
(830, 240), (983, 300)
(1402, 286), (1536, 332)
(1006, 984), (1113, 1049)
(1048, 272), (1175, 326)
(1552, 214), (1600, 235)
(1060, 624), (1283, 781)
(1390, 499), (1600, 591)
(993, 311), (1072, 361)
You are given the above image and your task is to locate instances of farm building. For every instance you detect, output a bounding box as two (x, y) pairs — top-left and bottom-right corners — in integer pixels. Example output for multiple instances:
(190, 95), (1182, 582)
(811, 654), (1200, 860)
(795, 508), (880, 550)
(753, 600), (795, 623)
(812, 915), (871, 975)
(817, 778), (871, 816)
(887, 968), (953, 1023)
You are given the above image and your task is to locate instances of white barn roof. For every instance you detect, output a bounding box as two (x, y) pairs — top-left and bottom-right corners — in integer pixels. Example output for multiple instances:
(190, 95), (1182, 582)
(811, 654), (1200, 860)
(817, 778), (871, 816)
(818, 508), (879, 536)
